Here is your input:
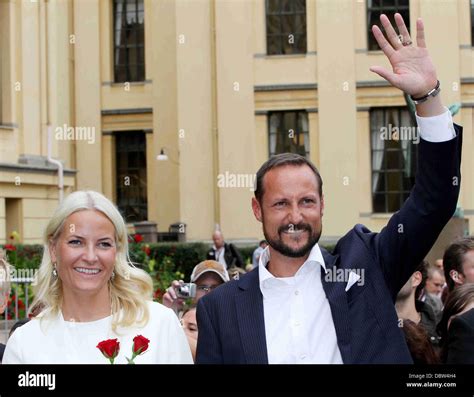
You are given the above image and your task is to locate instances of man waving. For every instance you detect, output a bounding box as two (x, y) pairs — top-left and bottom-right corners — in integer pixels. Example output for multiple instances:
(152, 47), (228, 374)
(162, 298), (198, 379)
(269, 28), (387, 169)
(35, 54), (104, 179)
(196, 14), (462, 364)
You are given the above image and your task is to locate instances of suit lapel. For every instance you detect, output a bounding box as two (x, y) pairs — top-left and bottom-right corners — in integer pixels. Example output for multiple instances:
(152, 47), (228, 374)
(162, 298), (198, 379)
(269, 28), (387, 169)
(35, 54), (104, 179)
(320, 248), (352, 363)
(235, 270), (269, 364)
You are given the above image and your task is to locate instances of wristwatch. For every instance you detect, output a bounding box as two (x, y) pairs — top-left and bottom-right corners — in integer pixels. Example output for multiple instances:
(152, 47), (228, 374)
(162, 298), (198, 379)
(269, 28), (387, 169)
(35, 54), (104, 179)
(410, 80), (441, 105)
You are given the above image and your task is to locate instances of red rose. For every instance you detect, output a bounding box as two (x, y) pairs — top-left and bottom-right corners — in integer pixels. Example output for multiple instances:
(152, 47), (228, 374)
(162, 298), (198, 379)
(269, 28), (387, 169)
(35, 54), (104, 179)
(132, 335), (150, 355)
(4, 244), (16, 251)
(134, 234), (144, 243)
(97, 338), (120, 364)
(153, 288), (162, 300)
(142, 245), (151, 256)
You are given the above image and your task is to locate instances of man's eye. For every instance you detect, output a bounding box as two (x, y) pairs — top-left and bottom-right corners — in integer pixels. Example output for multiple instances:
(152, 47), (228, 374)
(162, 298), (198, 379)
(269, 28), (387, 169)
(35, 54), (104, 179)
(302, 198), (316, 204)
(275, 202), (286, 207)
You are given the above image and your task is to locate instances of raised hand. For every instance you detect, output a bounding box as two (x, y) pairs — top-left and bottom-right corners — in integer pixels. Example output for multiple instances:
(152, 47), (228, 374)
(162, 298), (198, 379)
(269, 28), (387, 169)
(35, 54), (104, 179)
(370, 13), (438, 98)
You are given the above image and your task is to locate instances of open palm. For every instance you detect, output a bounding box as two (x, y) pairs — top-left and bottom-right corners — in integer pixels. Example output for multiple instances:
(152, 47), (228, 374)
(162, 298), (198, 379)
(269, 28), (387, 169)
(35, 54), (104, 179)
(370, 14), (438, 98)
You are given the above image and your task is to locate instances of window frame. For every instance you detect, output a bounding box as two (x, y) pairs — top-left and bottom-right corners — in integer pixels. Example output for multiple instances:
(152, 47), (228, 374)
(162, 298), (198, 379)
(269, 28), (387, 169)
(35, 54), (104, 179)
(268, 110), (310, 158)
(370, 106), (418, 213)
(113, 0), (145, 83)
(115, 131), (148, 223)
(265, 0), (307, 55)
(367, 0), (410, 51)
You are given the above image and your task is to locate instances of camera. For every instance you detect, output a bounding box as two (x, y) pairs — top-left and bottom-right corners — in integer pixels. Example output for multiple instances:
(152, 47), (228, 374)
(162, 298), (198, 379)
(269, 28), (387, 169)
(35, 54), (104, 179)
(175, 282), (197, 299)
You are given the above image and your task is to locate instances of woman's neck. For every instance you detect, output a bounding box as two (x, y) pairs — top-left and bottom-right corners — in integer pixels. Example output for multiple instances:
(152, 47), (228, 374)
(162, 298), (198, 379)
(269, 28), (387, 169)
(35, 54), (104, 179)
(61, 289), (111, 322)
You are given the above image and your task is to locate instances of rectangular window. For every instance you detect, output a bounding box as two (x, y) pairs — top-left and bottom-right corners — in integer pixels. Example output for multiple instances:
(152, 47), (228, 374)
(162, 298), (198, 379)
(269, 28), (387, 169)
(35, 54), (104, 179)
(471, 0), (474, 45)
(113, 0), (145, 82)
(268, 110), (309, 157)
(0, 51), (3, 123)
(367, 0), (410, 51)
(370, 107), (418, 213)
(115, 131), (148, 222)
(266, 0), (307, 55)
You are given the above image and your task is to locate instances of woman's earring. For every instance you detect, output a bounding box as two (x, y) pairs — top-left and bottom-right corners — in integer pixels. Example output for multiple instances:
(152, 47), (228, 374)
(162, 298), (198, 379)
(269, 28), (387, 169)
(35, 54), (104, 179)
(52, 263), (58, 278)
(110, 270), (115, 281)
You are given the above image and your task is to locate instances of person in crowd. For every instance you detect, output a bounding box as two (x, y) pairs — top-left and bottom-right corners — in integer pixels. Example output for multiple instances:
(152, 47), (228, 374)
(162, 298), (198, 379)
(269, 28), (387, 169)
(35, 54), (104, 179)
(437, 283), (474, 363)
(425, 264), (445, 297)
(252, 240), (268, 269)
(3, 191), (192, 364)
(396, 261), (440, 347)
(399, 319), (440, 364)
(443, 237), (474, 292)
(433, 258), (443, 271)
(162, 260), (229, 312)
(180, 305), (197, 362)
(207, 231), (244, 269)
(196, 14), (462, 364)
(421, 263), (444, 319)
(0, 249), (11, 363)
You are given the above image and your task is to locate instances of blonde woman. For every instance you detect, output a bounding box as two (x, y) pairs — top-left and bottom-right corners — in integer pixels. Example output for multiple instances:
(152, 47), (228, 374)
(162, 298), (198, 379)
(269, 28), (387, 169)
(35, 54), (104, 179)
(3, 191), (192, 364)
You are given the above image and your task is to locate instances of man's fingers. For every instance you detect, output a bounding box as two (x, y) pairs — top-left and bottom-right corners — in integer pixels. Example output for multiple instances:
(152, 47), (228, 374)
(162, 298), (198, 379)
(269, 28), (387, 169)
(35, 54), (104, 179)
(167, 286), (177, 300)
(380, 14), (402, 50)
(162, 292), (174, 308)
(371, 25), (395, 58)
(416, 18), (426, 48)
(394, 13), (411, 45)
(369, 66), (398, 86)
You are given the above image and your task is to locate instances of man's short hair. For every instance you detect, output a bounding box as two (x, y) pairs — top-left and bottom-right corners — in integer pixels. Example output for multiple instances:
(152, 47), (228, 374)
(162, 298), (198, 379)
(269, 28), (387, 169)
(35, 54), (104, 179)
(254, 153), (323, 203)
(415, 260), (429, 300)
(443, 237), (474, 291)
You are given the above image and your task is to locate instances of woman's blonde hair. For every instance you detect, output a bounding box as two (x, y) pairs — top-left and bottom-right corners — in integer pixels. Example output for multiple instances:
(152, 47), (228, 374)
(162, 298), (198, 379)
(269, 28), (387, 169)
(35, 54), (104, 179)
(0, 248), (11, 307)
(31, 190), (153, 331)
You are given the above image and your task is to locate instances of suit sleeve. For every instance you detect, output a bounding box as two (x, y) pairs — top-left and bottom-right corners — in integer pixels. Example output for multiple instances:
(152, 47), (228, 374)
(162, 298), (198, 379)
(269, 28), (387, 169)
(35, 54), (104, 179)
(195, 297), (223, 364)
(446, 311), (474, 364)
(372, 124), (462, 300)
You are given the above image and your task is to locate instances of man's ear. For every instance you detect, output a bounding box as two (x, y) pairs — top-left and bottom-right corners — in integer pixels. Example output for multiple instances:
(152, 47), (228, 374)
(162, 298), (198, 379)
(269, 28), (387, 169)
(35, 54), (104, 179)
(450, 269), (464, 286)
(252, 197), (262, 223)
(412, 271), (423, 288)
(320, 194), (324, 217)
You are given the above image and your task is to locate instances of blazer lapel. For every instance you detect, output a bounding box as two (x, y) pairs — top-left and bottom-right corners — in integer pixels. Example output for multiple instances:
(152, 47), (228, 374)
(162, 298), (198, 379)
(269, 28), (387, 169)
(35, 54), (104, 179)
(320, 248), (352, 364)
(235, 269), (269, 364)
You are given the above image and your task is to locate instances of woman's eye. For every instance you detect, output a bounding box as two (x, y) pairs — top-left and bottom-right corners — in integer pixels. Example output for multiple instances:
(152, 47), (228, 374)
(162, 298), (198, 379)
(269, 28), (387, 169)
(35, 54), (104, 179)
(99, 241), (113, 248)
(68, 240), (82, 246)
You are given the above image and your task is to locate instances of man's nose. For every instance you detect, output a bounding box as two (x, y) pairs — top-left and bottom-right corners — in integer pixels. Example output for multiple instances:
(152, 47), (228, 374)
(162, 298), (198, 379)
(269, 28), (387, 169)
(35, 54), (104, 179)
(287, 203), (303, 225)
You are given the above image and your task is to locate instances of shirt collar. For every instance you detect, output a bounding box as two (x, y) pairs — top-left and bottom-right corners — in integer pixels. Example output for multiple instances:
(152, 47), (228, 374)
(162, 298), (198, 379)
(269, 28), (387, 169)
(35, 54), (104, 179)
(258, 244), (327, 292)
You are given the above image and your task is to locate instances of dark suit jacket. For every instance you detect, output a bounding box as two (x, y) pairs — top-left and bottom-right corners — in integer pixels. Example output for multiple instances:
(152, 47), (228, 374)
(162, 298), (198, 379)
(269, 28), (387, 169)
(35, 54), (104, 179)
(196, 126), (462, 364)
(207, 243), (244, 268)
(446, 307), (474, 364)
(0, 343), (5, 363)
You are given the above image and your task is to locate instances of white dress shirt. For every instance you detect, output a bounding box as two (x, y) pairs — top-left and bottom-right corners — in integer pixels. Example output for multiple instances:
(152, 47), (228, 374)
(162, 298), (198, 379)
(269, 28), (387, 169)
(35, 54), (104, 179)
(213, 245), (227, 268)
(415, 107), (456, 142)
(259, 244), (343, 364)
